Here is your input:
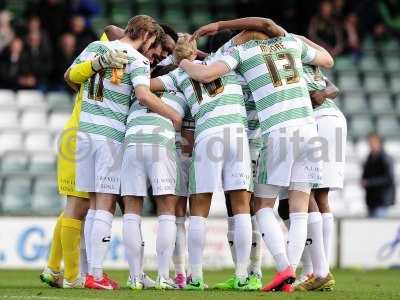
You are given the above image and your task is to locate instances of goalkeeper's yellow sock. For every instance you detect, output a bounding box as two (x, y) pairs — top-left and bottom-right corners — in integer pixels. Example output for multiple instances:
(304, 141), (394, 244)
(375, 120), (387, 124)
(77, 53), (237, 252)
(47, 213), (64, 272)
(61, 217), (82, 282)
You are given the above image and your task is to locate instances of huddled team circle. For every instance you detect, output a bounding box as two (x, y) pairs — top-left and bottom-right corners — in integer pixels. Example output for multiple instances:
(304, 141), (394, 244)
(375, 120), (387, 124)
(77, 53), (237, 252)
(40, 15), (346, 293)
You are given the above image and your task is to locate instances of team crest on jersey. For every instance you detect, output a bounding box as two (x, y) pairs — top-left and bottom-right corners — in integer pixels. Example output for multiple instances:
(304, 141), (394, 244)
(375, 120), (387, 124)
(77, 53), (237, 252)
(222, 47), (235, 55)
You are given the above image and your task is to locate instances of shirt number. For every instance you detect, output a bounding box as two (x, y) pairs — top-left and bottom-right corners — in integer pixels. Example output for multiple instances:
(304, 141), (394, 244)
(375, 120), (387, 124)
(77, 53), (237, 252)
(262, 50), (300, 87)
(190, 78), (224, 104)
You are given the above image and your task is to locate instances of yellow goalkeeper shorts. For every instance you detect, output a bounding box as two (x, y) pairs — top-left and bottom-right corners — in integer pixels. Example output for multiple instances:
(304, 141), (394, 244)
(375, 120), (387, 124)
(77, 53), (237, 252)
(57, 86), (89, 199)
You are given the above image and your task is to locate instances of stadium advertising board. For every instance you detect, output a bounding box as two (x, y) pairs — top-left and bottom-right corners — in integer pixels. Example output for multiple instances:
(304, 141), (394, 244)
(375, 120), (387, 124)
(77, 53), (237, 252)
(341, 219), (400, 268)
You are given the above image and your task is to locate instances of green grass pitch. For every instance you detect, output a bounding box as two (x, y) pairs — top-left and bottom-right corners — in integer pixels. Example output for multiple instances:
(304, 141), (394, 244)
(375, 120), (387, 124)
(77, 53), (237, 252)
(0, 269), (399, 300)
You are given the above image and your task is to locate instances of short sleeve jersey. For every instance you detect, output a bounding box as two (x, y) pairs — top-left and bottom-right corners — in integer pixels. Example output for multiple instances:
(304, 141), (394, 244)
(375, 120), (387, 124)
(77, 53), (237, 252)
(74, 40), (150, 143)
(218, 34), (317, 135)
(157, 59), (247, 141)
(125, 91), (188, 150)
(215, 40), (261, 141)
(303, 64), (342, 118)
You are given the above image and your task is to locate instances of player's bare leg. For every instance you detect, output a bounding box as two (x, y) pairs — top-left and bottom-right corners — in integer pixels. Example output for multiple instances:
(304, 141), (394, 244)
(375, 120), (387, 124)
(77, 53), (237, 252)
(185, 193), (212, 290)
(174, 196), (188, 288)
(123, 196), (144, 290)
(154, 195), (179, 289)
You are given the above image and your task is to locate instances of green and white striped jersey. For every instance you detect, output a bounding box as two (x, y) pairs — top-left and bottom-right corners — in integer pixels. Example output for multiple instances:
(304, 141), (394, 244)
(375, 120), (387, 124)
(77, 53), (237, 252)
(125, 91), (188, 149)
(158, 58), (247, 141)
(303, 65), (342, 118)
(218, 34), (317, 135)
(215, 40), (261, 141)
(74, 40), (151, 143)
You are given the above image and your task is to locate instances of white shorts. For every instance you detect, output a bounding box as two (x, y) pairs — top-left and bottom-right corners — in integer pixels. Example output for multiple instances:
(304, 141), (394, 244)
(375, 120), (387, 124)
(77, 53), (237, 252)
(249, 139), (263, 183)
(255, 123), (322, 198)
(121, 145), (179, 197)
(76, 138), (122, 194)
(177, 153), (191, 197)
(189, 128), (252, 194)
(314, 113), (347, 190)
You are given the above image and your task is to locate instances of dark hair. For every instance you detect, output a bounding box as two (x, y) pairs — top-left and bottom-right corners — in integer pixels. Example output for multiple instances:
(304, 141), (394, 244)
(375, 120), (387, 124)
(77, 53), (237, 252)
(207, 29), (237, 53)
(160, 24), (179, 42)
(151, 64), (177, 78)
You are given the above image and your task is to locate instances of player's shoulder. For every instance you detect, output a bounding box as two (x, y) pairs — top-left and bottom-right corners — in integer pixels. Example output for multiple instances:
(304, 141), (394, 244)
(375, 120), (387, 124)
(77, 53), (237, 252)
(108, 40), (150, 66)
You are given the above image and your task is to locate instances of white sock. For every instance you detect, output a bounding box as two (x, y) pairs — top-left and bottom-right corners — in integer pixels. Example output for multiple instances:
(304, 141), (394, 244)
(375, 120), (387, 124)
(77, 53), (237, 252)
(123, 214), (142, 280)
(80, 224), (88, 276)
(249, 216), (262, 276)
(139, 222), (145, 275)
(173, 217), (187, 276)
(157, 215), (177, 279)
(287, 212), (308, 271)
(234, 214), (252, 279)
(91, 210), (113, 280)
(84, 209), (95, 274)
(322, 213), (334, 265)
(227, 216), (236, 265)
(256, 208), (289, 272)
(188, 216), (206, 280)
(308, 212), (328, 278)
(300, 245), (313, 277)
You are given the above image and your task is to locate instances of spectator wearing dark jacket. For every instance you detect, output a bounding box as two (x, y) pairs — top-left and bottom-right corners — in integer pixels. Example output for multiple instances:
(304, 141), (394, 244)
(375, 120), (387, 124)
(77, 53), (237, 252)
(70, 14), (97, 54)
(362, 133), (396, 218)
(0, 37), (24, 89)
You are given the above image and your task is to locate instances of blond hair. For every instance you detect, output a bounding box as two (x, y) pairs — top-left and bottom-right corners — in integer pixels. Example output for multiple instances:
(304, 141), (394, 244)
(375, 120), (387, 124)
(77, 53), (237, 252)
(173, 33), (197, 64)
(125, 15), (160, 41)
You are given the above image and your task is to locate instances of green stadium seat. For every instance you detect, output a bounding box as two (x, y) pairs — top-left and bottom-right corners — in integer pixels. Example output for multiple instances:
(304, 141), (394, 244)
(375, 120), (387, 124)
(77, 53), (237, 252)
(380, 40), (400, 52)
(0, 89), (15, 107)
(389, 73), (400, 93)
(359, 56), (382, 72)
(2, 177), (31, 214)
(162, 0), (182, 5)
(31, 178), (63, 215)
(137, 2), (160, 18)
(363, 73), (387, 92)
(342, 92), (368, 114)
(377, 116), (400, 138)
(91, 17), (109, 36)
(163, 8), (185, 24)
(47, 92), (72, 111)
(337, 71), (362, 91)
(29, 152), (56, 173)
(349, 116), (374, 138)
(0, 152), (29, 173)
(383, 56), (400, 72)
(369, 93), (393, 114)
(191, 11), (213, 27)
(334, 56), (354, 72)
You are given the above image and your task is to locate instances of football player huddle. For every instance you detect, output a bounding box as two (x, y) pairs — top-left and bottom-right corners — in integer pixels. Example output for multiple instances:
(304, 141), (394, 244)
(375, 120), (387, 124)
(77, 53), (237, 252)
(40, 15), (346, 293)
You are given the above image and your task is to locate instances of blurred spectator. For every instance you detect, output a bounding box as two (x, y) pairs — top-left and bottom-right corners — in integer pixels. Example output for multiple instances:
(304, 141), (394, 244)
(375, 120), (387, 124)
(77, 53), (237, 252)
(70, 14), (97, 53)
(344, 13), (361, 58)
(0, 10), (14, 53)
(0, 37), (24, 89)
(68, 0), (101, 23)
(50, 33), (76, 90)
(378, 0), (400, 39)
(18, 30), (53, 89)
(362, 133), (396, 218)
(308, 0), (344, 56)
(26, 15), (51, 52)
(26, 0), (70, 44)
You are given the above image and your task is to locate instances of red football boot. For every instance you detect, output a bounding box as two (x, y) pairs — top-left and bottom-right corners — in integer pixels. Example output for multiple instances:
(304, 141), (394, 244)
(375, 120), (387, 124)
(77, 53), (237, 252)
(281, 283), (295, 293)
(261, 266), (296, 292)
(85, 275), (114, 290)
(104, 273), (119, 289)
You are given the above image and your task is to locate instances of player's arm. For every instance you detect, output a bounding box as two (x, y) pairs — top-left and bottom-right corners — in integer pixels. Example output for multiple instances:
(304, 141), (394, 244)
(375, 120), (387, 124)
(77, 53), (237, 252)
(295, 34), (334, 69)
(179, 60), (230, 83)
(192, 17), (286, 40)
(135, 85), (182, 130)
(150, 78), (166, 92)
(310, 78), (339, 107)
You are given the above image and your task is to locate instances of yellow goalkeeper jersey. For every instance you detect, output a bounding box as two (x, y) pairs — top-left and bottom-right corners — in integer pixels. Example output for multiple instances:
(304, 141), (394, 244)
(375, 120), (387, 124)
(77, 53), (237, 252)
(57, 33), (109, 198)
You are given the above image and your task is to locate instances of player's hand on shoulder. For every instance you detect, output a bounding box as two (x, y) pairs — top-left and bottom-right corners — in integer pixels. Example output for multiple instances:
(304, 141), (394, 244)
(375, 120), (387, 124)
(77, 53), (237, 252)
(192, 22), (220, 40)
(92, 50), (129, 71)
(172, 115), (182, 131)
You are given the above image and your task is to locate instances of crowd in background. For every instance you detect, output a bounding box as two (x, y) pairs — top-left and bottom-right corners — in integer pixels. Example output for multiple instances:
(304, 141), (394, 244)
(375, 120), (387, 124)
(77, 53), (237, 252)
(0, 0), (399, 90)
